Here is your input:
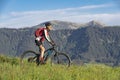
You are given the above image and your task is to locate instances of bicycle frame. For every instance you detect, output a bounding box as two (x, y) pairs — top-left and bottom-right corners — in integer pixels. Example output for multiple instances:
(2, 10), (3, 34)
(43, 46), (58, 61)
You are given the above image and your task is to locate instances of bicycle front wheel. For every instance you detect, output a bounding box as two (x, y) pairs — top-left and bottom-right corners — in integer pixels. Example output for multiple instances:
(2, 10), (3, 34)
(51, 53), (71, 68)
(20, 50), (39, 66)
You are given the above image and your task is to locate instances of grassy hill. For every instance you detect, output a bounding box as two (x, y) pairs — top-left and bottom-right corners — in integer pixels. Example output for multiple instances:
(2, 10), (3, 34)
(0, 55), (120, 80)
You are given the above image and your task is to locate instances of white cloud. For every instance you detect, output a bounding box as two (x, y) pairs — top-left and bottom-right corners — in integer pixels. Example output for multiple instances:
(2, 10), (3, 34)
(79, 3), (114, 9)
(0, 3), (119, 28)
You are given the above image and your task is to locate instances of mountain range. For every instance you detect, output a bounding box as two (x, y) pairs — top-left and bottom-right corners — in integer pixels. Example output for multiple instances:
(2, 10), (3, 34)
(0, 20), (120, 66)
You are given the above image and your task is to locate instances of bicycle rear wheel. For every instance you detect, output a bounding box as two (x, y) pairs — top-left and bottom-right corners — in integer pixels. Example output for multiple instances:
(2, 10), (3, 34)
(51, 53), (71, 68)
(20, 50), (39, 66)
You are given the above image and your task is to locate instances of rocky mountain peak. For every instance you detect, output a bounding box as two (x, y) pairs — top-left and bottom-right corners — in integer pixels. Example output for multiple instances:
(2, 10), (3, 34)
(50, 20), (82, 30)
(34, 20), (105, 30)
(85, 20), (105, 28)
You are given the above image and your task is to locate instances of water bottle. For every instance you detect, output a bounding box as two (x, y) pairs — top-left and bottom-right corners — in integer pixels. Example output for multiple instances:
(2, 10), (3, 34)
(47, 50), (53, 56)
(44, 50), (53, 61)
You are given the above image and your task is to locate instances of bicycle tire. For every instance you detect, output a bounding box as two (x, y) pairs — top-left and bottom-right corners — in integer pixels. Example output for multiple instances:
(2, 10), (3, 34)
(51, 52), (71, 68)
(20, 50), (39, 66)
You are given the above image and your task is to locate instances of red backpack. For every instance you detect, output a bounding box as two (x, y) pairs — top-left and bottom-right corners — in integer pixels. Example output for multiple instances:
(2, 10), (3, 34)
(35, 28), (44, 37)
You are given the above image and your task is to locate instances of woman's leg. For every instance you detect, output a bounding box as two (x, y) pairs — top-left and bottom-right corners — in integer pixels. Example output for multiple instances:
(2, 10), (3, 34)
(39, 45), (45, 63)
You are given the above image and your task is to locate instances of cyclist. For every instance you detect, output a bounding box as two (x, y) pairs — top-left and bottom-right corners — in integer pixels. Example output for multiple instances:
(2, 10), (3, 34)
(35, 22), (55, 64)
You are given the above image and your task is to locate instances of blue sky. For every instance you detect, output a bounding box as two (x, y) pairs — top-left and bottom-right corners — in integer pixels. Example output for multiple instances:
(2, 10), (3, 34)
(0, 0), (120, 28)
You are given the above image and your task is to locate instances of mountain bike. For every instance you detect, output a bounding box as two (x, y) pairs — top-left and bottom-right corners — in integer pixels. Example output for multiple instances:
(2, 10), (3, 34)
(20, 45), (71, 67)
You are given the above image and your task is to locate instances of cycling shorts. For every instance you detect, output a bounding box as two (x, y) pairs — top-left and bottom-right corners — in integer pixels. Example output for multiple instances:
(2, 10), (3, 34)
(35, 40), (43, 46)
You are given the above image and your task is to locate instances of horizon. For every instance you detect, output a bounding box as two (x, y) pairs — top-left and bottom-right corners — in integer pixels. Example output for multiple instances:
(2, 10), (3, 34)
(0, 20), (119, 29)
(0, 0), (120, 28)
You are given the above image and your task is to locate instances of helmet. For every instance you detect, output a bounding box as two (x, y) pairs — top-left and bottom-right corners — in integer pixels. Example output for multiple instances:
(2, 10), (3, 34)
(45, 22), (52, 30)
(44, 22), (52, 27)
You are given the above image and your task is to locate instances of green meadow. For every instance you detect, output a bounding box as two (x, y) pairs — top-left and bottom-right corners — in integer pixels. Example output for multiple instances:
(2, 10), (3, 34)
(0, 55), (120, 80)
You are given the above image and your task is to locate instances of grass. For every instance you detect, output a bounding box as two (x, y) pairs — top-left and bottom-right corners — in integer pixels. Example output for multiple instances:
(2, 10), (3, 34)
(0, 55), (120, 80)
